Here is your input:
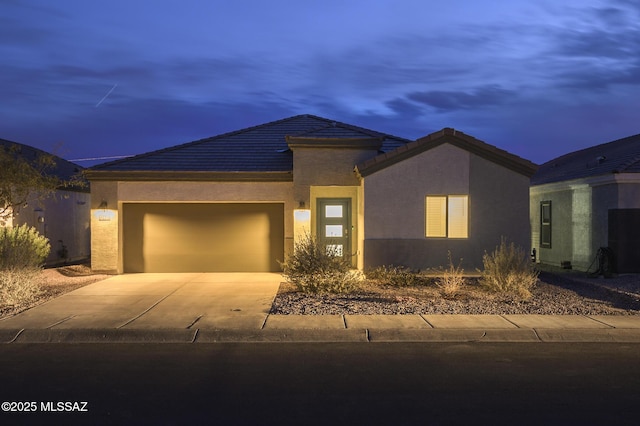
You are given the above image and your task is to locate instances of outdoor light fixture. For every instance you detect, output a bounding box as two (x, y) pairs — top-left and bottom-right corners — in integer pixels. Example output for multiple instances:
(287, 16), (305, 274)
(95, 200), (114, 222)
(298, 201), (306, 209)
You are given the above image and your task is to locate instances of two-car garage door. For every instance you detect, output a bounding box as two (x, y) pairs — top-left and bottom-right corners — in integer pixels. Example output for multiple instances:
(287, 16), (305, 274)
(123, 203), (284, 273)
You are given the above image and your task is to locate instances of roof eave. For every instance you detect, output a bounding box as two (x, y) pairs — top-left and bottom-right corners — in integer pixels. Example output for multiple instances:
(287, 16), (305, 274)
(357, 129), (538, 178)
(84, 170), (293, 182)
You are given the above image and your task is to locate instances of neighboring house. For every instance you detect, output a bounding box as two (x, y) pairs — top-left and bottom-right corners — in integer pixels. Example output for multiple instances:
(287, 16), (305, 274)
(0, 139), (90, 265)
(86, 115), (536, 274)
(530, 133), (640, 273)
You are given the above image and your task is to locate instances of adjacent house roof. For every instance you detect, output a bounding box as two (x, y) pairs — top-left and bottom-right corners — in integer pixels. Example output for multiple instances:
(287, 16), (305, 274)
(0, 138), (86, 190)
(89, 115), (410, 175)
(356, 128), (538, 178)
(532, 133), (640, 185)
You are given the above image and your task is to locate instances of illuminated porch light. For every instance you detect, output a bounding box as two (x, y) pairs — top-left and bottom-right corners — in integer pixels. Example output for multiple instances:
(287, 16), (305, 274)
(95, 200), (115, 221)
(293, 208), (311, 244)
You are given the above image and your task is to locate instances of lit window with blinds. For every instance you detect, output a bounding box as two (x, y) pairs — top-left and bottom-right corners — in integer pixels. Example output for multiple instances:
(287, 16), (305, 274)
(425, 195), (468, 238)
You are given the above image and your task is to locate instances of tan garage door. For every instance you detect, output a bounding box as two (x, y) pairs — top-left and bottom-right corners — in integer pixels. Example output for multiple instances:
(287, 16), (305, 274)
(123, 203), (284, 272)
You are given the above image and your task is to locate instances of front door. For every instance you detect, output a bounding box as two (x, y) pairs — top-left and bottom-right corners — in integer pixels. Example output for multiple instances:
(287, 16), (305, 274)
(317, 198), (351, 260)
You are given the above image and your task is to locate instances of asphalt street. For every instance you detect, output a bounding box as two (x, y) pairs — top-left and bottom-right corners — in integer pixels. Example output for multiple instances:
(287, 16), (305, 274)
(1, 342), (640, 425)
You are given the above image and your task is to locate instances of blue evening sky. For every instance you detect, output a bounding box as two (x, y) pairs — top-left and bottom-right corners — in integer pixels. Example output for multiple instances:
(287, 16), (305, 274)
(2, 0), (639, 166)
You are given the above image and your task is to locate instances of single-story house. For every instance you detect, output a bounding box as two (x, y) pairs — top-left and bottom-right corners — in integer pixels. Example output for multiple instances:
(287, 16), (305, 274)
(0, 138), (90, 265)
(530, 133), (640, 273)
(86, 115), (537, 274)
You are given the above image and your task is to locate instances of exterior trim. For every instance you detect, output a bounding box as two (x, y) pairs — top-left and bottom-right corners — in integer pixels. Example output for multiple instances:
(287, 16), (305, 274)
(85, 171), (293, 182)
(530, 172), (640, 194)
(357, 128), (537, 178)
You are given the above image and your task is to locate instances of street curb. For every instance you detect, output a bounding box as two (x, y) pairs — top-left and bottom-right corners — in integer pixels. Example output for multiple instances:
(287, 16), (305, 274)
(368, 329), (541, 342)
(196, 329), (368, 343)
(536, 328), (640, 342)
(0, 329), (24, 343)
(11, 329), (197, 343)
(3, 328), (640, 343)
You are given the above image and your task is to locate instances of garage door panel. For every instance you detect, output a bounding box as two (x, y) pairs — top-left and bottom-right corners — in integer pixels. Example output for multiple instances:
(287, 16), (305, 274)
(123, 203), (283, 272)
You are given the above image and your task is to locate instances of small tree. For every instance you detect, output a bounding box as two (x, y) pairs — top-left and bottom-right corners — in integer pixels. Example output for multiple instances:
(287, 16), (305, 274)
(0, 143), (83, 218)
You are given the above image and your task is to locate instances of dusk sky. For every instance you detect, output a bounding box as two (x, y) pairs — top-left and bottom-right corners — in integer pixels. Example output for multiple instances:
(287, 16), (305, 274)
(2, 0), (639, 167)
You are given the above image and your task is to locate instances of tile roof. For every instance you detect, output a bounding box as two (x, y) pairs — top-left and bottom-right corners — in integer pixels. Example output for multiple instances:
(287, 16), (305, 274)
(0, 138), (86, 189)
(532, 133), (640, 185)
(90, 114), (410, 173)
(357, 127), (538, 178)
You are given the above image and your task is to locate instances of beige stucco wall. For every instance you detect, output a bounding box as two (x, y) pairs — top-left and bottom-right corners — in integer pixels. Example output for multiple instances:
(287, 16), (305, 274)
(292, 147), (377, 206)
(363, 143), (531, 271)
(13, 190), (90, 265)
(90, 180), (294, 273)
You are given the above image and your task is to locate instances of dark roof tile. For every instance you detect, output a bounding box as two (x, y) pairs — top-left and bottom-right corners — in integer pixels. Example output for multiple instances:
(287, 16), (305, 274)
(90, 114), (410, 172)
(532, 133), (640, 185)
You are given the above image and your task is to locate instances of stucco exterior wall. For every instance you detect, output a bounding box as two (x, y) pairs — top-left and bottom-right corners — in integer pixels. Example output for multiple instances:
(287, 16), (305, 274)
(292, 147), (377, 205)
(13, 190), (90, 265)
(530, 175), (640, 271)
(90, 180), (294, 273)
(530, 185), (589, 270)
(363, 143), (531, 270)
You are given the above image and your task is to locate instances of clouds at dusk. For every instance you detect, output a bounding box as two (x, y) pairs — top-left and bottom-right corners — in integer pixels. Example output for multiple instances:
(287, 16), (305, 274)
(2, 0), (639, 165)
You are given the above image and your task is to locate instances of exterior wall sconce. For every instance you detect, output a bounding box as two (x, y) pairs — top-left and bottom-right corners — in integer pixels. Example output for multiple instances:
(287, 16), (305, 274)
(293, 203), (311, 244)
(96, 200), (114, 222)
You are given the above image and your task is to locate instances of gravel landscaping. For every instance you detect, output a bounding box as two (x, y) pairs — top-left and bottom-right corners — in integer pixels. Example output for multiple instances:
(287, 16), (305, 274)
(0, 264), (109, 319)
(2, 264), (639, 319)
(270, 270), (640, 315)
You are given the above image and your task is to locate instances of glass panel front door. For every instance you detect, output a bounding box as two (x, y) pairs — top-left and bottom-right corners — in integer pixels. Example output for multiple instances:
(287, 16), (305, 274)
(317, 198), (351, 260)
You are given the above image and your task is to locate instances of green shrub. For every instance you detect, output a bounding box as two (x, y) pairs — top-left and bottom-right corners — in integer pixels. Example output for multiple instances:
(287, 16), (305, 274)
(480, 238), (539, 299)
(280, 233), (361, 294)
(0, 224), (51, 269)
(436, 252), (465, 298)
(365, 265), (425, 287)
(0, 267), (43, 307)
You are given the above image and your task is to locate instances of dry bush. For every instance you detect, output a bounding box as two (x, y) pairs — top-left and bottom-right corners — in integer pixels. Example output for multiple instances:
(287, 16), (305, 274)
(0, 267), (43, 308)
(280, 233), (361, 294)
(0, 224), (50, 269)
(480, 238), (539, 299)
(436, 252), (465, 298)
(366, 265), (426, 287)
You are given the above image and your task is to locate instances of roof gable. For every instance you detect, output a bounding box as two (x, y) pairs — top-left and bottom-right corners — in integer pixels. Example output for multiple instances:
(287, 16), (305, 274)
(532, 133), (640, 185)
(356, 128), (537, 178)
(89, 114), (410, 174)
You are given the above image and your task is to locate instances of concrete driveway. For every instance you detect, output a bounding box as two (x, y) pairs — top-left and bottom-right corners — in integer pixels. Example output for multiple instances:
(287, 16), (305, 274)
(0, 273), (282, 330)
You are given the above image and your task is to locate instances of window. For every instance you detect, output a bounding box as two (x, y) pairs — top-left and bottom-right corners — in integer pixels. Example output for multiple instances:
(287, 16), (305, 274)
(540, 201), (551, 248)
(425, 195), (468, 238)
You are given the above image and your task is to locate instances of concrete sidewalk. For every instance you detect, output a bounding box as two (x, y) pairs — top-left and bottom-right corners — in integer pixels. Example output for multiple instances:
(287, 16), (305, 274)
(1, 273), (640, 343)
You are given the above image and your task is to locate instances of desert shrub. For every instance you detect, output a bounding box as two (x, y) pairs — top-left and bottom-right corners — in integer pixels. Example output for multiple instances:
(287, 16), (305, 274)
(480, 238), (539, 299)
(280, 233), (361, 294)
(0, 224), (51, 269)
(0, 225), (49, 308)
(0, 267), (43, 307)
(436, 252), (465, 298)
(365, 265), (425, 287)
